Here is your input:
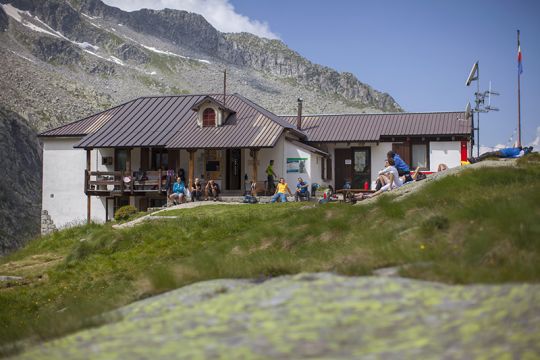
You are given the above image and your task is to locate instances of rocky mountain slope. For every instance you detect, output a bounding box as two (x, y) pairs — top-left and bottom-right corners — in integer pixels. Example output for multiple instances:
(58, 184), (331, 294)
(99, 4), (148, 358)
(0, 107), (41, 254)
(0, 0), (401, 132)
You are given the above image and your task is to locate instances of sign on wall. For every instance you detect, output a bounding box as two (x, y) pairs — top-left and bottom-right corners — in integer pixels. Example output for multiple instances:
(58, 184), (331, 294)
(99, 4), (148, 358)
(286, 158), (307, 173)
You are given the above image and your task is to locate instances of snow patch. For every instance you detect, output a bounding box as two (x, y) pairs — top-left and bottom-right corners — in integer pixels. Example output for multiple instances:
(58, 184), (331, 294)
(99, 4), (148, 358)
(109, 56), (124, 66)
(75, 42), (99, 51)
(140, 44), (211, 64)
(2, 3), (62, 38)
(8, 50), (35, 63)
(81, 13), (99, 20)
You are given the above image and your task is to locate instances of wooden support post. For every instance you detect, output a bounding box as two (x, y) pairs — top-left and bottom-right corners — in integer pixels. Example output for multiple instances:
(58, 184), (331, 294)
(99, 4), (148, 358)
(126, 148), (133, 194)
(188, 149), (196, 189)
(86, 149), (91, 224)
(251, 148), (258, 183)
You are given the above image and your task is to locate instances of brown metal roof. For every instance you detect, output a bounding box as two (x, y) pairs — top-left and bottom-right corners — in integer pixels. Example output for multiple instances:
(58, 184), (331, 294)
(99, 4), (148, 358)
(280, 111), (470, 142)
(61, 94), (305, 149)
(166, 94), (303, 149)
(38, 105), (124, 137)
(66, 93), (302, 149)
(40, 93), (469, 147)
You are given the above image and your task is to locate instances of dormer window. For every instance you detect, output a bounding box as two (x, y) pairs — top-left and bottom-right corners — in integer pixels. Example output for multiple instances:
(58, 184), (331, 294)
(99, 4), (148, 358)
(202, 108), (216, 127)
(192, 96), (235, 128)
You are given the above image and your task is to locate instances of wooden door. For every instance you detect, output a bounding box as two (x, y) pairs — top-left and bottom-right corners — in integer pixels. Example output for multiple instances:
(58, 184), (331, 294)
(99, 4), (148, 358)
(351, 147), (371, 188)
(226, 149), (242, 190)
(334, 149), (352, 190)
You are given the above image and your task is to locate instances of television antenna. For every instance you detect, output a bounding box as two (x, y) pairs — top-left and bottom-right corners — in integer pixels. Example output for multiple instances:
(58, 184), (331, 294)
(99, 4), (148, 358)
(465, 61), (500, 157)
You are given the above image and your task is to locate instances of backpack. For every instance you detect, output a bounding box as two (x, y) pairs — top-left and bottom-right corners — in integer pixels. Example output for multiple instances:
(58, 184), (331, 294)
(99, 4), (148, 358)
(243, 195), (258, 204)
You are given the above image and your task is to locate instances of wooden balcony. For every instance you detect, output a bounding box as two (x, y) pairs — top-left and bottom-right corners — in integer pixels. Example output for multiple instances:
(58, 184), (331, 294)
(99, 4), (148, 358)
(85, 170), (169, 196)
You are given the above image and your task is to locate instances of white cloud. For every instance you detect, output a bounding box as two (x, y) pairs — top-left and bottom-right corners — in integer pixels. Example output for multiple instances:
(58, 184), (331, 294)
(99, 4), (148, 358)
(101, 0), (279, 39)
(479, 143), (505, 155)
(528, 126), (540, 147)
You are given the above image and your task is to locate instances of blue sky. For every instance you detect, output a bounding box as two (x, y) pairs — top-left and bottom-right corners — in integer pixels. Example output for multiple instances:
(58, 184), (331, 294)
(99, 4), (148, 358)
(104, 0), (540, 149)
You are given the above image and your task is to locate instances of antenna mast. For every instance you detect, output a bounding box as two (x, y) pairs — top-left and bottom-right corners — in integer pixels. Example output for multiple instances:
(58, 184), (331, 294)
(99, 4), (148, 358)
(223, 69), (227, 107)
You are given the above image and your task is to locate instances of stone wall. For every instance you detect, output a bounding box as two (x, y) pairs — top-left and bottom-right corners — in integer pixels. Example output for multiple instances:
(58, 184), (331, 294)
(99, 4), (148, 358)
(41, 210), (57, 235)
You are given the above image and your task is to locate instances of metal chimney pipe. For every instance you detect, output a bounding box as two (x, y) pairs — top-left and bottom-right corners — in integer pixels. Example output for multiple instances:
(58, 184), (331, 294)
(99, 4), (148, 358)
(297, 98), (303, 130)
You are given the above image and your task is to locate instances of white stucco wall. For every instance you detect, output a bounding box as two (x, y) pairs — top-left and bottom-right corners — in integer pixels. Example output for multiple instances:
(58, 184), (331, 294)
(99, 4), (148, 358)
(244, 135), (285, 183)
(429, 141), (462, 171)
(42, 138), (107, 228)
(283, 140), (313, 189)
(371, 142), (393, 183)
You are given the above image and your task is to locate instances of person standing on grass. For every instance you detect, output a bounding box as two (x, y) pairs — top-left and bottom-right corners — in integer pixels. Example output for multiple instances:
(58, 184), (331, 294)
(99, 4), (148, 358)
(271, 177), (292, 203)
(168, 177), (185, 205)
(266, 160), (277, 193)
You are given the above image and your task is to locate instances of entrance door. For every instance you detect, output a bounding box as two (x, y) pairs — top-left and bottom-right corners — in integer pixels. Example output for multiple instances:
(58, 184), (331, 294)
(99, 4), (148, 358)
(352, 147), (371, 189)
(226, 149), (242, 190)
(334, 149), (352, 190)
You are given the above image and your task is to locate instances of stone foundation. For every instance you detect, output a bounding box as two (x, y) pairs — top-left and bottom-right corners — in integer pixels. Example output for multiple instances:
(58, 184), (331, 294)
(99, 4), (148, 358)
(41, 210), (57, 235)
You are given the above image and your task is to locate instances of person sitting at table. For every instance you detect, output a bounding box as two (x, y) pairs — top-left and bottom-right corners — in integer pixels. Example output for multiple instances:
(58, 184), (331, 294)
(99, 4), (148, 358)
(205, 179), (220, 201)
(168, 177), (186, 205)
(295, 177), (310, 202)
(190, 178), (203, 202)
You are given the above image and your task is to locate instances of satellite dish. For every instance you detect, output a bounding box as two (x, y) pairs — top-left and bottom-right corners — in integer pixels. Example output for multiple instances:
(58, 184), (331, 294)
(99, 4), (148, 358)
(465, 102), (472, 119)
(466, 61), (479, 86)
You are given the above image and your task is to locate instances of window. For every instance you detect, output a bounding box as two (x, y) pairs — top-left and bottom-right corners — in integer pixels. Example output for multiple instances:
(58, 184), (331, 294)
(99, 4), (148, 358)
(202, 108), (216, 127)
(151, 149), (168, 170)
(411, 144), (428, 169)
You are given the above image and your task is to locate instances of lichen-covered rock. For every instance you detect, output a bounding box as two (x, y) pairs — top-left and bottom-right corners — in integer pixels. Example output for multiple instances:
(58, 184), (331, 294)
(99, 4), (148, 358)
(16, 273), (540, 359)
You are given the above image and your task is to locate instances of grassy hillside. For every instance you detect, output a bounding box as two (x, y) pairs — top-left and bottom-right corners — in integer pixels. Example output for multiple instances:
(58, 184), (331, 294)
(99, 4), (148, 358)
(1, 156), (539, 353)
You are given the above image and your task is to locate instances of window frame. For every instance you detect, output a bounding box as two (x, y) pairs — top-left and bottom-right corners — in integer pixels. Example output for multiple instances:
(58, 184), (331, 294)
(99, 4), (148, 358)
(202, 108), (216, 127)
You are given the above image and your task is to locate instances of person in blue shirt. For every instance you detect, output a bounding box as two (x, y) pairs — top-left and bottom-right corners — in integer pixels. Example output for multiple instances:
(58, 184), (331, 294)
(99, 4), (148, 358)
(387, 151), (410, 176)
(468, 146), (533, 163)
(168, 177), (185, 205)
(295, 177), (310, 202)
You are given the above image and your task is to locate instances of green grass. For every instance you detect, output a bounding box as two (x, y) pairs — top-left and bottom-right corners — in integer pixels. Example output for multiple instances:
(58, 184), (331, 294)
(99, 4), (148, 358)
(1, 158), (539, 353)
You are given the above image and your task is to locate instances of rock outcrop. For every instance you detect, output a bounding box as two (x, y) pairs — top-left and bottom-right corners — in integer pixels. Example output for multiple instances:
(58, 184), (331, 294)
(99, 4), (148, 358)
(0, 107), (41, 254)
(14, 273), (540, 358)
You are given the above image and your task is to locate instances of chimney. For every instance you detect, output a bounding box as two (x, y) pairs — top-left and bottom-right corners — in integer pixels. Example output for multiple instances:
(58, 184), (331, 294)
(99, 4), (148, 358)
(296, 98), (303, 130)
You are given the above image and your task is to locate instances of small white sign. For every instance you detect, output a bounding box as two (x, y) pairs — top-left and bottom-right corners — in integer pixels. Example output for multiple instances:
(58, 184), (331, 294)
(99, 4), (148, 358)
(345, 159), (352, 165)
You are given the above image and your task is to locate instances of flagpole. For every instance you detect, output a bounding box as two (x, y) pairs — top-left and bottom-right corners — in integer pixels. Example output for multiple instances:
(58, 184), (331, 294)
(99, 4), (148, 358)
(517, 30), (522, 148)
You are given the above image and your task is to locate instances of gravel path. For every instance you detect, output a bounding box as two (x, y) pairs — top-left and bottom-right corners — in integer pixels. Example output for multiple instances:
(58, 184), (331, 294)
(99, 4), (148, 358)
(112, 202), (245, 229)
(15, 273), (540, 359)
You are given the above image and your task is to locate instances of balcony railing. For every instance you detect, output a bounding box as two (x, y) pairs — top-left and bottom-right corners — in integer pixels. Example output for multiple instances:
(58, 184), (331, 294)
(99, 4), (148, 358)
(85, 170), (168, 194)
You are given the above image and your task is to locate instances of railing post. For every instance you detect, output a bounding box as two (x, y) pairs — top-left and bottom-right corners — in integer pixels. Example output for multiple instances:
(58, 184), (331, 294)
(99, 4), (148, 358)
(86, 149), (91, 224)
(158, 169), (162, 192)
